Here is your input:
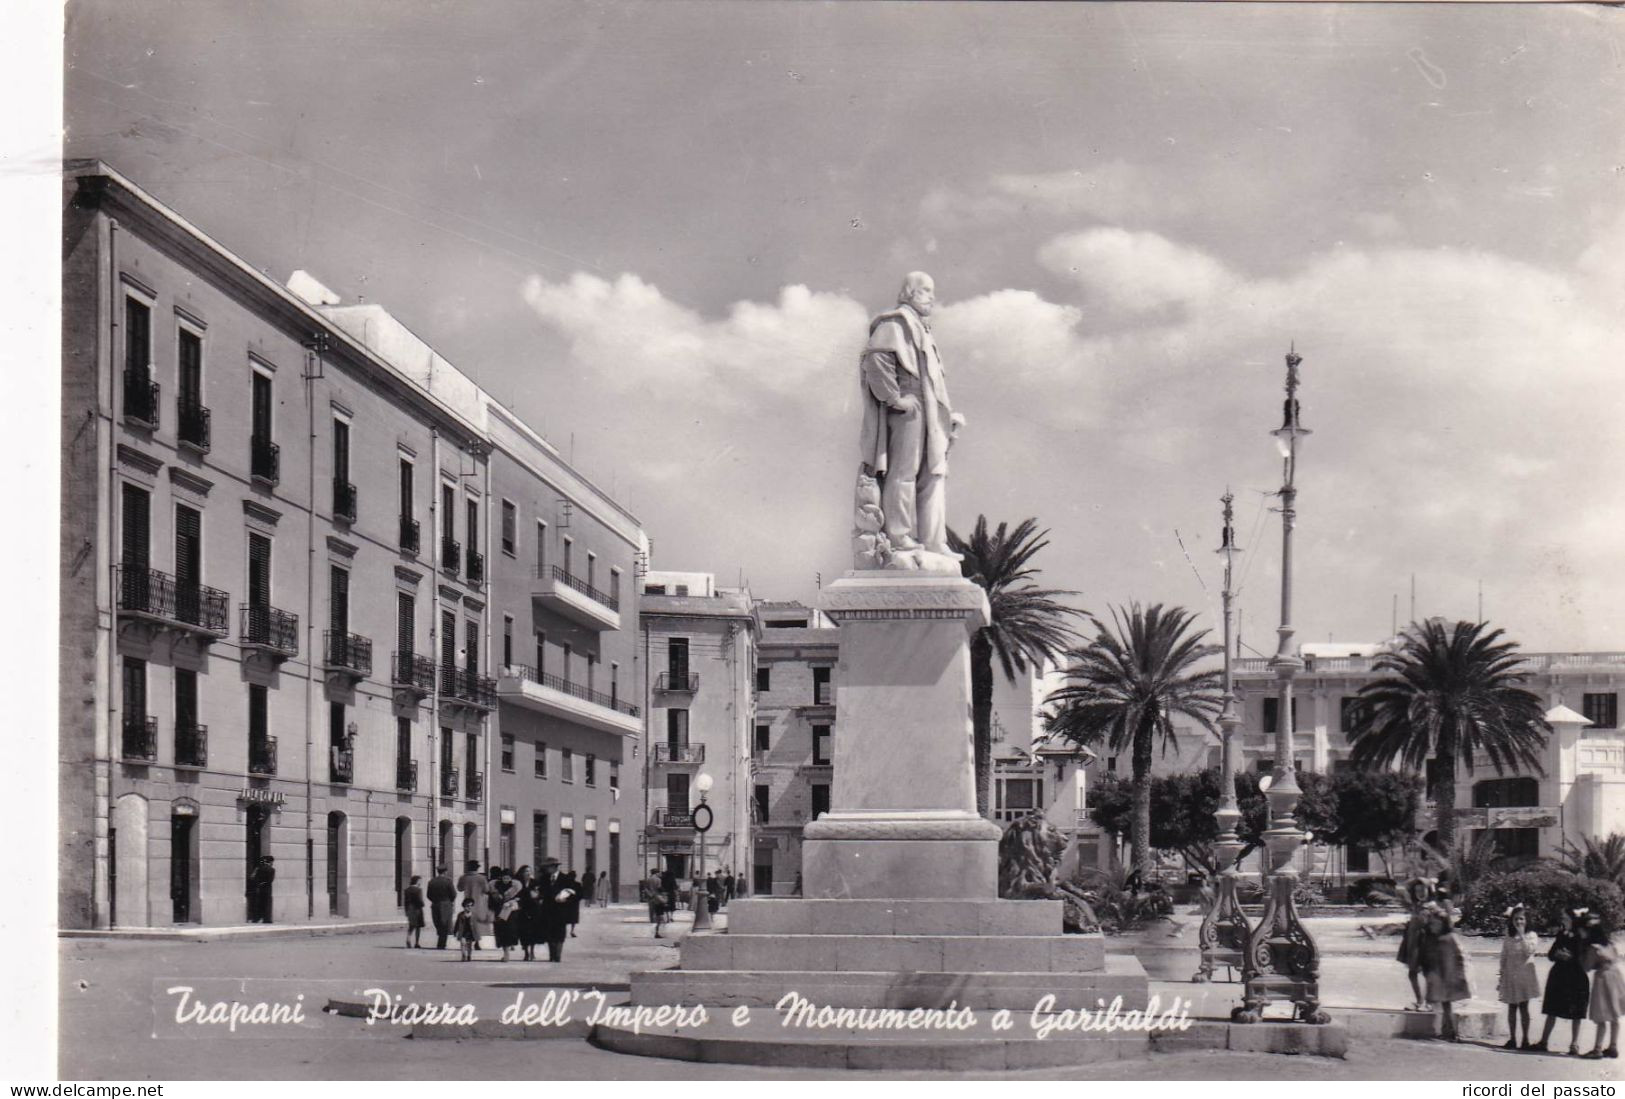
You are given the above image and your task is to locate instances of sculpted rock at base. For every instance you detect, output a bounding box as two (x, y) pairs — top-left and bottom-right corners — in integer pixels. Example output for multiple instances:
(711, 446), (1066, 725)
(853, 271), (967, 572)
(998, 812), (1100, 934)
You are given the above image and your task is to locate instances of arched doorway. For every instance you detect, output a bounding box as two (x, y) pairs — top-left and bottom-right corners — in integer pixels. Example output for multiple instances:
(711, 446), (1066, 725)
(394, 817), (413, 907)
(325, 811), (349, 916)
(170, 802), (200, 924)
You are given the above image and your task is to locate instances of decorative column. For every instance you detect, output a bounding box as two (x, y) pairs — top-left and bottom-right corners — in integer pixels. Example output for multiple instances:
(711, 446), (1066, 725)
(1193, 492), (1252, 982)
(1235, 346), (1329, 1025)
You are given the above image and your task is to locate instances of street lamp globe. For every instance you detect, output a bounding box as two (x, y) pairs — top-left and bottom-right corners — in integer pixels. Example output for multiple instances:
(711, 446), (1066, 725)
(695, 772), (714, 796)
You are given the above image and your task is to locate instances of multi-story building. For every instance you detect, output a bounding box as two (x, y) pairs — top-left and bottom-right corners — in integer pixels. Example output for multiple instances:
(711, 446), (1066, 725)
(637, 572), (756, 890)
(751, 600), (837, 895)
(59, 162), (645, 928)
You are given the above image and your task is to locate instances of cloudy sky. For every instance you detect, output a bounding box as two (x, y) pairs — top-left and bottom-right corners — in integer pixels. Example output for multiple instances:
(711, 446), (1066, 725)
(64, 1), (1625, 652)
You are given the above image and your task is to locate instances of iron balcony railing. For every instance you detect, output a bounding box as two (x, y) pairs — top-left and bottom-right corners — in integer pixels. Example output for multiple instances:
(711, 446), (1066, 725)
(441, 537), (461, 573)
(399, 516), (421, 555)
(330, 745), (355, 785)
(441, 666), (497, 709)
(177, 399), (211, 451)
(468, 771), (483, 801)
(654, 672), (699, 692)
(323, 630), (373, 677)
(396, 758), (418, 792)
(441, 766), (459, 798)
(249, 736), (278, 777)
(392, 651), (435, 694)
(116, 566), (230, 636)
(650, 806), (693, 829)
(123, 368), (159, 427)
(121, 715), (157, 762)
(251, 435), (280, 484)
(467, 550), (485, 586)
(241, 604), (299, 657)
(505, 664), (640, 718)
(551, 565), (619, 611)
(654, 743), (705, 764)
(175, 722), (208, 769)
(333, 479), (358, 523)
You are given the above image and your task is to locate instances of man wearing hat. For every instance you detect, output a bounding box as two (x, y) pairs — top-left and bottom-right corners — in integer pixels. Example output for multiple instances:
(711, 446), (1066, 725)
(537, 857), (572, 962)
(247, 855), (276, 924)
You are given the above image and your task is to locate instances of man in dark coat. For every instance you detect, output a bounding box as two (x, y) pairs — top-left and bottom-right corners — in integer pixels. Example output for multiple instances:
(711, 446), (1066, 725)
(537, 858), (572, 962)
(248, 856), (276, 923)
(660, 867), (678, 917)
(426, 866), (457, 949)
(722, 870), (736, 906)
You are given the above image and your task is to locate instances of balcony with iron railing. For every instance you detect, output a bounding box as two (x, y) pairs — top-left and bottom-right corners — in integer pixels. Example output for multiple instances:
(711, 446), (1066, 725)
(175, 722), (208, 769)
(399, 516), (421, 556)
(440, 665), (497, 711)
(241, 604), (299, 659)
(531, 565), (621, 631)
(441, 537), (461, 574)
(392, 651), (435, 695)
(467, 550), (485, 586)
(441, 766), (460, 799)
(396, 758), (418, 792)
(323, 630), (373, 679)
(649, 806), (694, 830)
(467, 771), (483, 802)
(496, 663), (642, 737)
(249, 736), (278, 777)
(116, 566), (230, 638)
(121, 715), (157, 762)
(333, 479), (358, 523)
(251, 435), (280, 485)
(177, 399), (211, 452)
(654, 672), (699, 693)
(654, 743), (705, 765)
(330, 744), (355, 785)
(123, 368), (159, 428)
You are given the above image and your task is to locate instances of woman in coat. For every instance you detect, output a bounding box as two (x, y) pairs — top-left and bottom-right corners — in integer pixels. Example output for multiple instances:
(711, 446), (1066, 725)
(560, 871), (583, 937)
(516, 873), (544, 962)
(488, 868), (522, 962)
(402, 875), (426, 949)
(1533, 907), (1592, 1055)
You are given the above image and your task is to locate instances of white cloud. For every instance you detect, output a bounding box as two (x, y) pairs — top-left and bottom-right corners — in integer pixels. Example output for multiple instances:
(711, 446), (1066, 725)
(920, 162), (1179, 228)
(1037, 228), (1234, 312)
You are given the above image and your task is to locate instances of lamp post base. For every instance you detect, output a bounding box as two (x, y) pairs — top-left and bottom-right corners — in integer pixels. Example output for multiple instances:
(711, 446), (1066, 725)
(1233, 871), (1329, 1024)
(1192, 862), (1251, 984)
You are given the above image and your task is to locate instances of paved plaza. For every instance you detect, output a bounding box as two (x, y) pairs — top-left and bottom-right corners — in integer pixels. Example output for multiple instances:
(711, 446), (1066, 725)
(58, 904), (1620, 1080)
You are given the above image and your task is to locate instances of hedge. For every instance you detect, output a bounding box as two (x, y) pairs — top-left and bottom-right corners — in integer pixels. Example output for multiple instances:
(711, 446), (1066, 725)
(1459, 867), (1625, 935)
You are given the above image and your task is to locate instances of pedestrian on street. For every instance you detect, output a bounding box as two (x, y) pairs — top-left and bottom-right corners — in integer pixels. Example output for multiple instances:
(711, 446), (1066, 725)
(456, 860), (491, 945)
(660, 867), (678, 916)
(1534, 907), (1592, 1054)
(247, 855), (276, 924)
(645, 867), (666, 927)
(453, 898), (477, 962)
(488, 867), (521, 962)
(403, 875), (426, 949)
(723, 870), (735, 907)
(1396, 878), (1435, 1012)
(517, 875), (544, 961)
(706, 871), (722, 915)
(1582, 914), (1622, 1059)
(1420, 902), (1472, 1042)
(540, 858), (574, 962)
(426, 866), (456, 949)
(1497, 904), (1540, 1049)
(597, 871), (610, 907)
(561, 870), (583, 937)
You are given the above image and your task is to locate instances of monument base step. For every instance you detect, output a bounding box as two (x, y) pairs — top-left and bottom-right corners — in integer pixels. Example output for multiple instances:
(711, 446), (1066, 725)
(590, 1004), (1348, 1069)
(680, 930), (1104, 973)
(723, 897), (1062, 936)
(630, 954), (1149, 1010)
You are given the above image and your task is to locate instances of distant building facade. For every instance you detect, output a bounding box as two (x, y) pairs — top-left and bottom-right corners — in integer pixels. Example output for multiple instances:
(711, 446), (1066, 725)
(637, 571), (757, 890)
(59, 162), (645, 928)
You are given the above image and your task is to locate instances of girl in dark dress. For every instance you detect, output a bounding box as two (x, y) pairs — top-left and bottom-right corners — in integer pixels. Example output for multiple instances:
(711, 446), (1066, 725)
(517, 879), (544, 961)
(1533, 908), (1592, 1055)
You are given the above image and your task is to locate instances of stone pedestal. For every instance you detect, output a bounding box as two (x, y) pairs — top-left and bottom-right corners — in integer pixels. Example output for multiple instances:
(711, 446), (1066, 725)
(802, 572), (1003, 899)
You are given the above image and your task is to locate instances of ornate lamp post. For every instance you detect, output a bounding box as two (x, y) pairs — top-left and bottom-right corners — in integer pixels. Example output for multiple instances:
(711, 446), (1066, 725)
(1193, 492), (1252, 982)
(1235, 346), (1329, 1025)
(692, 772), (715, 930)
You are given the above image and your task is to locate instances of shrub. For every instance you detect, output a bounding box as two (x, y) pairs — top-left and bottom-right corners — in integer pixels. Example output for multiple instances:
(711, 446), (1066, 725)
(1347, 877), (1399, 907)
(1460, 867), (1625, 935)
(1234, 878), (1324, 908)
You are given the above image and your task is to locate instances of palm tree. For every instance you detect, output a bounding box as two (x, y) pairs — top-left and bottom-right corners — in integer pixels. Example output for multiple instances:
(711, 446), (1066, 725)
(1046, 604), (1223, 877)
(1558, 834), (1625, 893)
(1347, 619), (1550, 851)
(947, 517), (1083, 817)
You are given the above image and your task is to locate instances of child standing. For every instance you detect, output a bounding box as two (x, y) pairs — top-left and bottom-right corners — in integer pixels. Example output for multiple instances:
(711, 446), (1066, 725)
(1397, 878), (1436, 1011)
(453, 897), (477, 962)
(1534, 908), (1591, 1055)
(1421, 902), (1473, 1042)
(1497, 904), (1541, 1049)
(1583, 914), (1623, 1060)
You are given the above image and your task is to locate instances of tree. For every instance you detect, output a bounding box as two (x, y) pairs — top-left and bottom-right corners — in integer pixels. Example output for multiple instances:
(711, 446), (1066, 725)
(1331, 771), (1423, 875)
(1046, 604), (1223, 877)
(1347, 619), (1550, 851)
(1558, 833), (1625, 894)
(948, 517), (1083, 816)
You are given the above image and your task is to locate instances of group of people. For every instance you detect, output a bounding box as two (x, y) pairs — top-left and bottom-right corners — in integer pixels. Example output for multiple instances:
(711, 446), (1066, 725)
(640, 867), (739, 938)
(401, 860), (611, 962)
(1395, 877), (1622, 1057)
